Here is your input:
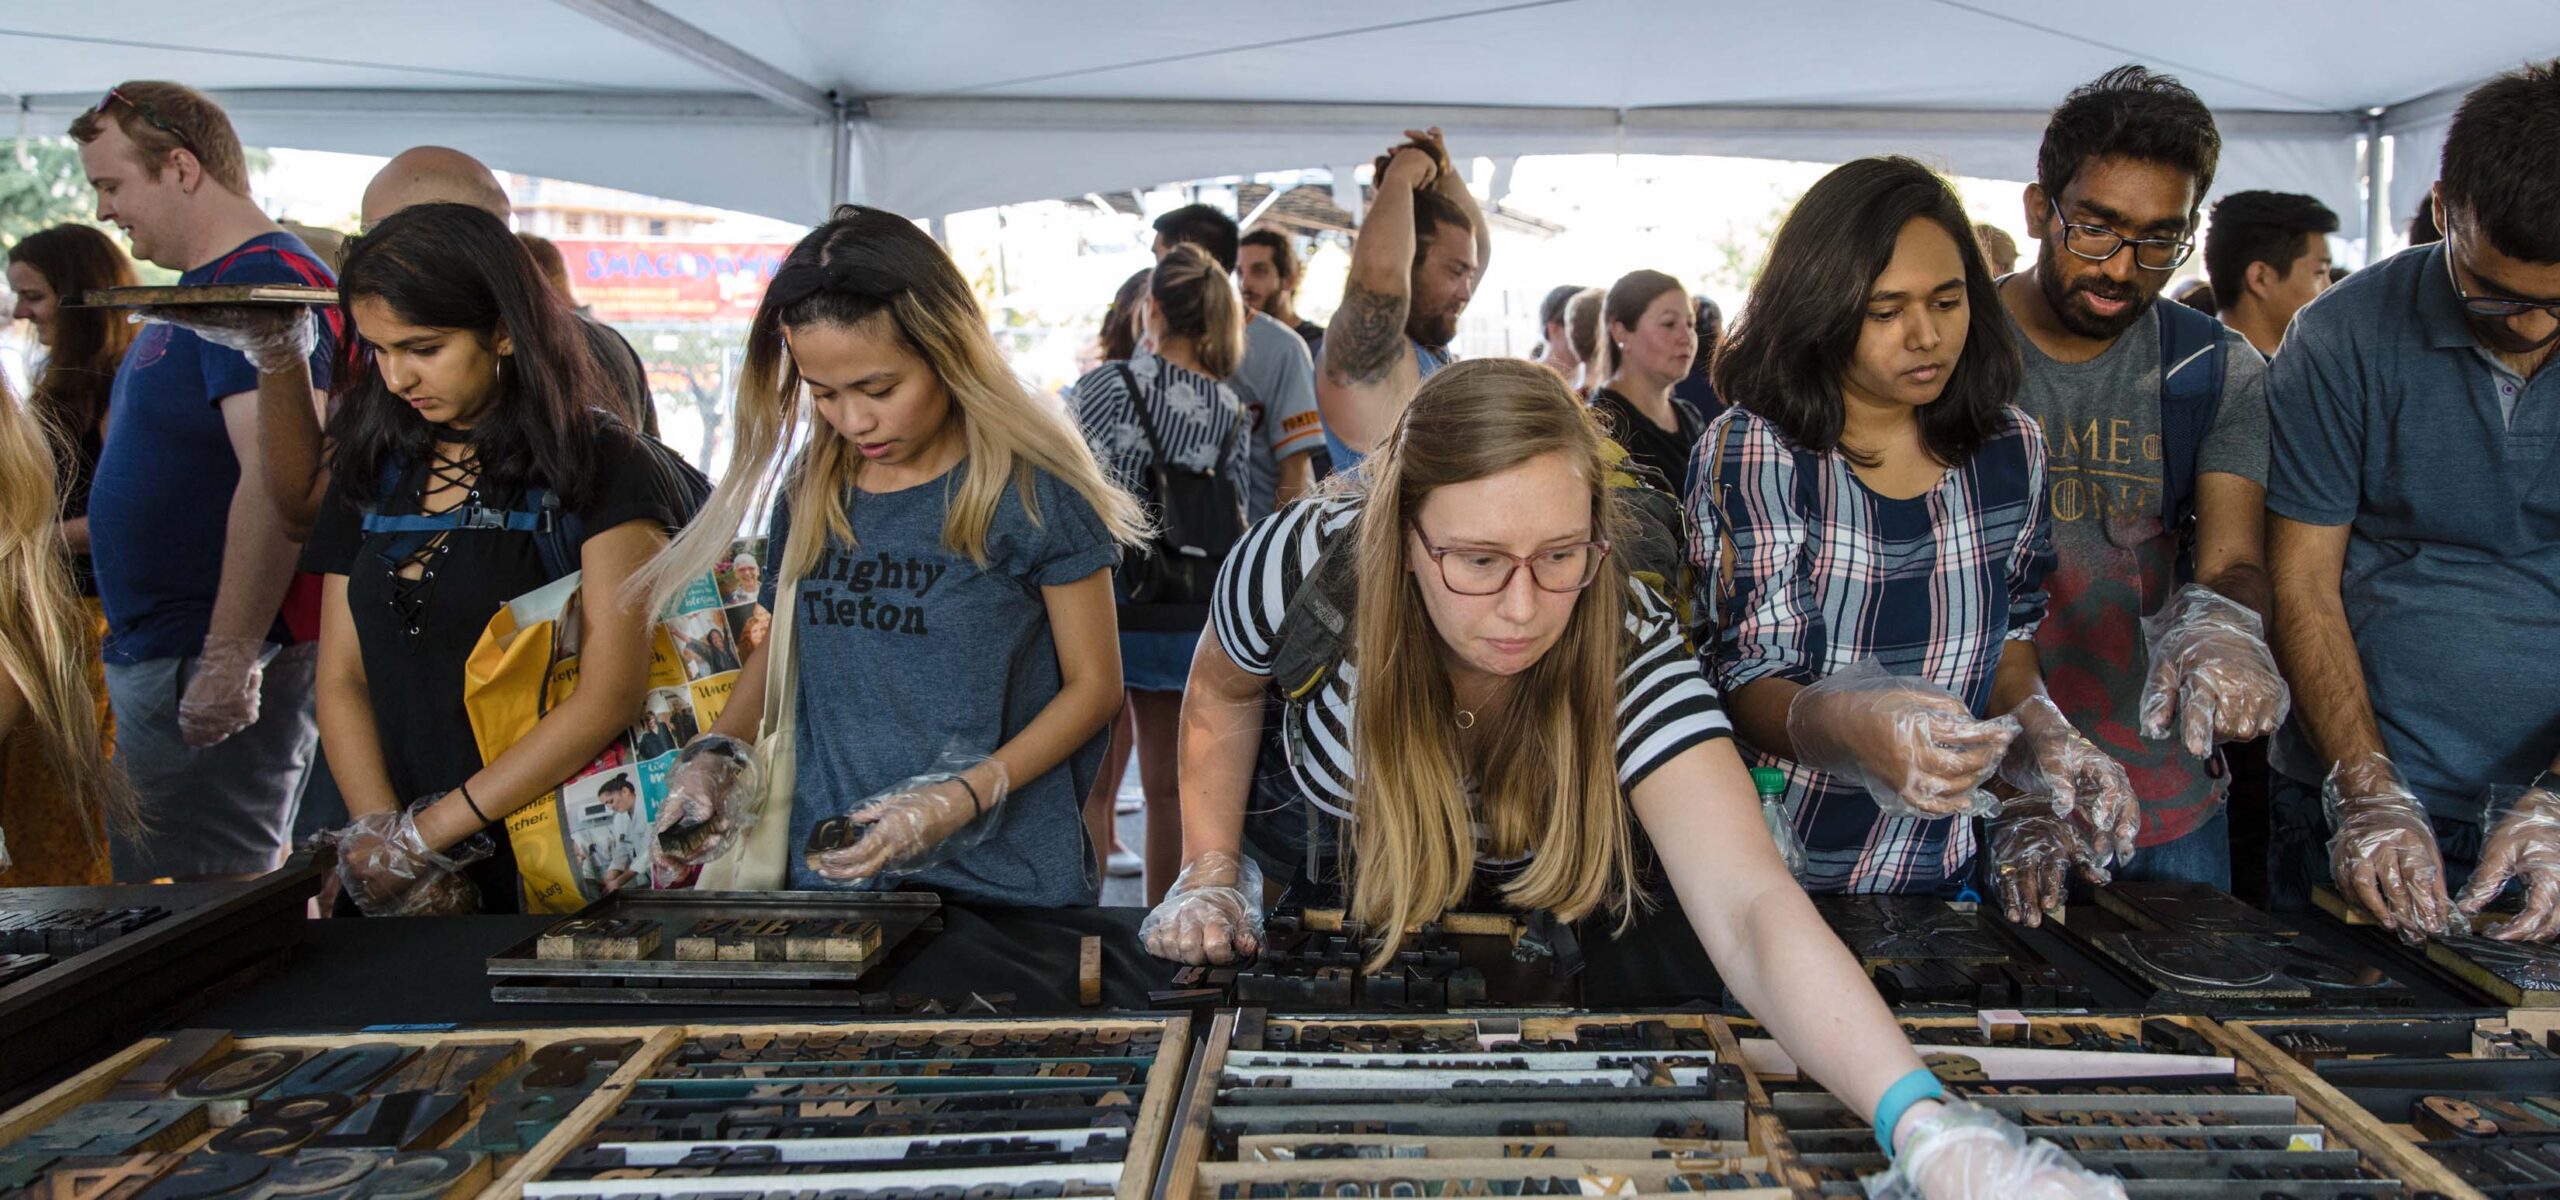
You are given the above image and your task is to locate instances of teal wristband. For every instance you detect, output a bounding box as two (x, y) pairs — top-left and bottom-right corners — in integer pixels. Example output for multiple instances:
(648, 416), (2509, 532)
(1873, 1067), (1946, 1161)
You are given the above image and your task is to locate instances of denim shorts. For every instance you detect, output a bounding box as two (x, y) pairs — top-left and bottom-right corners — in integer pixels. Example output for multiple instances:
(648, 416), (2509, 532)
(104, 644), (319, 878)
(1118, 630), (1200, 693)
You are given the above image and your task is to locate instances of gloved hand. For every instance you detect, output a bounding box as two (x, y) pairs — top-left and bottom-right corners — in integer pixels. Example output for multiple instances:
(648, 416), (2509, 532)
(134, 304), (317, 376)
(1998, 695), (2140, 865)
(2458, 786), (2560, 942)
(2138, 585), (2290, 758)
(331, 799), (492, 917)
(179, 635), (269, 749)
(1140, 850), (1266, 965)
(653, 735), (762, 867)
(1989, 796), (2113, 927)
(1787, 661), (2021, 820)
(804, 760), (1008, 885)
(2324, 752), (2454, 942)
(1869, 1099), (2129, 1200)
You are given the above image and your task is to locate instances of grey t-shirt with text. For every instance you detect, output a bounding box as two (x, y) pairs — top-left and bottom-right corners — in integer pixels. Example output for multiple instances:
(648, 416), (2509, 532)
(761, 465), (1119, 905)
(2008, 300), (2270, 847)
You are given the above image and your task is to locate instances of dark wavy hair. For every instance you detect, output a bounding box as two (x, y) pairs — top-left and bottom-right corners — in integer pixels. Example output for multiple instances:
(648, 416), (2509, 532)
(326, 203), (618, 510)
(2441, 58), (2560, 262)
(1712, 156), (2020, 468)
(2036, 65), (2221, 206)
(7, 225), (138, 454)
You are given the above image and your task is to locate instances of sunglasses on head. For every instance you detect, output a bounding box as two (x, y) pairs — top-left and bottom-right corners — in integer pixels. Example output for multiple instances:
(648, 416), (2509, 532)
(94, 87), (202, 163)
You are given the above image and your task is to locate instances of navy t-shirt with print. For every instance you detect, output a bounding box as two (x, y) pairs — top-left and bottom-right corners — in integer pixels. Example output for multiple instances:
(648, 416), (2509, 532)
(91, 232), (338, 664)
(761, 463), (1120, 905)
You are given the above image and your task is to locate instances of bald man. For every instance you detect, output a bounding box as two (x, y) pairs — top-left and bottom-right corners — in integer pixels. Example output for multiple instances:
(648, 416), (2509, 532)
(359, 145), (513, 228)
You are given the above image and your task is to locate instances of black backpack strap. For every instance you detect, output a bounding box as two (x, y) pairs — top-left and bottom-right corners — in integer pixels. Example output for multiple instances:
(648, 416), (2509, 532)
(2156, 299), (2227, 585)
(1272, 519), (1361, 703)
(1113, 362), (1170, 470)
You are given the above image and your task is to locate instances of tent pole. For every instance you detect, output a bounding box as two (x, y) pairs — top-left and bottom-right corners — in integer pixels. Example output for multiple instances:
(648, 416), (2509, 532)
(2361, 109), (2389, 262)
(829, 96), (852, 213)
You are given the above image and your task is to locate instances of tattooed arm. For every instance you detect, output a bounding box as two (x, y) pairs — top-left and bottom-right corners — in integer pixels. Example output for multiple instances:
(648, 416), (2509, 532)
(1318, 145), (1435, 459)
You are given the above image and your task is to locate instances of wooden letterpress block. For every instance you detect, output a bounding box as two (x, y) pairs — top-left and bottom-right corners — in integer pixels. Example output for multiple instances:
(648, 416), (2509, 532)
(361, 1151), (490, 1200)
(20, 1103), (210, 1157)
(2413, 1095), (2498, 1140)
(537, 919), (606, 960)
(1078, 936), (1102, 1007)
(172, 1048), (312, 1104)
(309, 1091), (470, 1151)
(106, 1032), (236, 1101)
(784, 919), (880, 962)
(132, 1154), (271, 1200)
(205, 1094), (360, 1156)
(380, 1042), (521, 1105)
(26, 1152), (182, 1200)
(673, 918), (731, 961)
(577, 919), (661, 960)
(272, 1045), (414, 1100)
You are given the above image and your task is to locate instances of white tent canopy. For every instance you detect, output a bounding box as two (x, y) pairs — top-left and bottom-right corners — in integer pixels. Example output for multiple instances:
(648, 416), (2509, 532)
(6, 1), (2553, 239)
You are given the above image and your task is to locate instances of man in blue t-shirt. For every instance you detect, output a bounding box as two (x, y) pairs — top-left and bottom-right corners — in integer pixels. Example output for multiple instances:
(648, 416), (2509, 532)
(1315, 127), (1489, 473)
(2267, 60), (2560, 942)
(71, 81), (338, 880)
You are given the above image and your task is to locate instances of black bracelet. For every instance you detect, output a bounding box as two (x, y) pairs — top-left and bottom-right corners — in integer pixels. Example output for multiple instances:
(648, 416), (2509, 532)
(953, 775), (986, 818)
(458, 782), (492, 827)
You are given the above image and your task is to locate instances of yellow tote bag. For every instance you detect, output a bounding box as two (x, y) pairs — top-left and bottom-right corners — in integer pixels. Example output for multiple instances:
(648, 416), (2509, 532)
(463, 541), (770, 911)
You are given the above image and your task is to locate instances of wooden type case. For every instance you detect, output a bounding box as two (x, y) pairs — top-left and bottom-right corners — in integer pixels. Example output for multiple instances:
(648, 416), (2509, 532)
(1163, 1011), (1785, 1199)
(513, 1016), (1186, 1200)
(2222, 1011), (2560, 1200)
(1735, 1011), (2453, 1198)
(0, 1024), (676, 1200)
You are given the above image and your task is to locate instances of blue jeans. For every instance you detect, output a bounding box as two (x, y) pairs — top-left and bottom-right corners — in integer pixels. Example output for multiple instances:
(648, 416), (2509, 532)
(2113, 808), (2232, 890)
(2266, 771), (2481, 916)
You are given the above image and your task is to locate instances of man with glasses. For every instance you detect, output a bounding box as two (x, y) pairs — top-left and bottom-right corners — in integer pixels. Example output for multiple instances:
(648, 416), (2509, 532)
(1992, 66), (2287, 905)
(68, 81), (338, 881)
(2266, 60), (2560, 940)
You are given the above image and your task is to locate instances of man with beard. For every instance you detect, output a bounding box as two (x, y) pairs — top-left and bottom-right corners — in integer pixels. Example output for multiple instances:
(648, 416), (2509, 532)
(1992, 66), (2286, 902)
(1316, 127), (1489, 471)
(2266, 61), (2560, 941)
(1238, 229), (1325, 357)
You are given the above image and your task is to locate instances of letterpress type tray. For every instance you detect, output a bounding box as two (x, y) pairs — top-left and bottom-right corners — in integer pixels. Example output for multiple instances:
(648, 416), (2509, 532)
(71, 283), (339, 308)
(486, 890), (939, 1003)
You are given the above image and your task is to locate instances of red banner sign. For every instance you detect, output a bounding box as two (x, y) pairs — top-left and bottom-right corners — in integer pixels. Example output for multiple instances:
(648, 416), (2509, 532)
(557, 240), (796, 323)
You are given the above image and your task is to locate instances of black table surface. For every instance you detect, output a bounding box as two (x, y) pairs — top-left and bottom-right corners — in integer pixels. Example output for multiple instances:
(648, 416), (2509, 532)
(180, 904), (1186, 1033)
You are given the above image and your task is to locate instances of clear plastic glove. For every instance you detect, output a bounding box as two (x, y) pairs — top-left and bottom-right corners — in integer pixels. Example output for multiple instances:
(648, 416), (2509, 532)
(2324, 752), (2454, 942)
(804, 756), (1008, 885)
(1787, 660), (2021, 820)
(330, 798), (492, 917)
(1998, 695), (2139, 864)
(133, 304), (316, 375)
(2138, 585), (2290, 758)
(1140, 850), (1266, 965)
(653, 735), (762, 867)
(1869, 1099), (2129, 1200)
(1989, 796), (2113, 927)
(179, 635), (269, 749)
(2458, 786), (2560, 942)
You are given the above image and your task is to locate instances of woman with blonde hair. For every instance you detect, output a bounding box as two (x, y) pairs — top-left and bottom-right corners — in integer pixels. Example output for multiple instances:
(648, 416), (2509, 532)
(1072, 244), (1250, 902)
(640, 205), (1147, 905)
(0, 377), (133, 882)
(1142, 358), (2123, 1199)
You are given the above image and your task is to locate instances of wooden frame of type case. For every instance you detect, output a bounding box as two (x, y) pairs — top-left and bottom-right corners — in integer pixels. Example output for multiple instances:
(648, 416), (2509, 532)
(0, 1015), (1190, 1200)
(1162, 1009), (1788, 1199)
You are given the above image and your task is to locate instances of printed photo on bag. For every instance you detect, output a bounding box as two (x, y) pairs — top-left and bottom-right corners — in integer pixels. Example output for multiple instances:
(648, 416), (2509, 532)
(562, 766), (653, 897)
(666, 607), (742, 679)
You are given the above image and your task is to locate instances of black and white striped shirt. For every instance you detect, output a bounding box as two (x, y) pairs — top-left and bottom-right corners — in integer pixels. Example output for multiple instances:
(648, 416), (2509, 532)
(1071, 353), (1249, 499)
(1212, 495), (1733, 841)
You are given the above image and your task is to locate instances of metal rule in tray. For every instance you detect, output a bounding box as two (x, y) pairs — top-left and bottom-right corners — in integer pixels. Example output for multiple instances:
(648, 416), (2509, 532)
(487, 889), (939, 992)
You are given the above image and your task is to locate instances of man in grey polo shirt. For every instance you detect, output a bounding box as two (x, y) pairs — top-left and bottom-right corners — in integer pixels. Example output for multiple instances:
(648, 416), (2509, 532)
(2266, 59), (2560, 941)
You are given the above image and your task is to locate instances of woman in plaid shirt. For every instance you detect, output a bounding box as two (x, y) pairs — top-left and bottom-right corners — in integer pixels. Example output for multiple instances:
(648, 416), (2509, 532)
(1691, 157), (2139, 899)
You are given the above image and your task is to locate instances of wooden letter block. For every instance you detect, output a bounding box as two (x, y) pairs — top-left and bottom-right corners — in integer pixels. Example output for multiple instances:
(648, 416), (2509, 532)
(107, 1032), (237, 1101)
(25, 1152), (181, 1200)
(380, 1043), (522, 1105)
(171, 1049), (312, 1109)
(784, 920), (881, 963)
(272, 1045), (414, 1100)
(1078, 937), (1103, 1007)
(132, 1155), (270, 1200)
(673, 919), (732, 961)
(309, 1092), (470, 1151)
(20, 1103), (209, 1157)
(205, 1094), (359, 1156)
(537, 919), (607, 960)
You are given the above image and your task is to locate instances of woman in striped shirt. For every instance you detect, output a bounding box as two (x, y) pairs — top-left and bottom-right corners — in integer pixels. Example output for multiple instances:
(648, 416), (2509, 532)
(1690, 156), (2140, 906)
(1141, 358), (2121, 1199)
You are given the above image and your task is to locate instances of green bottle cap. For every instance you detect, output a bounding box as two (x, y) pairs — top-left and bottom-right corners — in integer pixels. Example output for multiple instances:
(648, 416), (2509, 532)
(1750, 767), (1787, 797)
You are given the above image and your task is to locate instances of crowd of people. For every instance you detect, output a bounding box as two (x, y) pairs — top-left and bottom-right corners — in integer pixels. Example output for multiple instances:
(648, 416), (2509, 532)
(0, 59), (2556, 1198)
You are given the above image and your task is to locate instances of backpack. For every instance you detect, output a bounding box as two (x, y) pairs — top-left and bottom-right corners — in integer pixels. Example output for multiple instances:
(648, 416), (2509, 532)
(2156, 298), (2228, 586)
(1112, 361), (1249, 632)
(360, 429), (713, 583)
(1269, 435), (1697, 708)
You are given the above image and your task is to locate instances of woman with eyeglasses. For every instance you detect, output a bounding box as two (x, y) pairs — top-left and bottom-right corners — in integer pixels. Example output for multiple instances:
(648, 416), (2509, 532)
(1140, 356), (2123, 1199)
(1691, 157), (2138, 904)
